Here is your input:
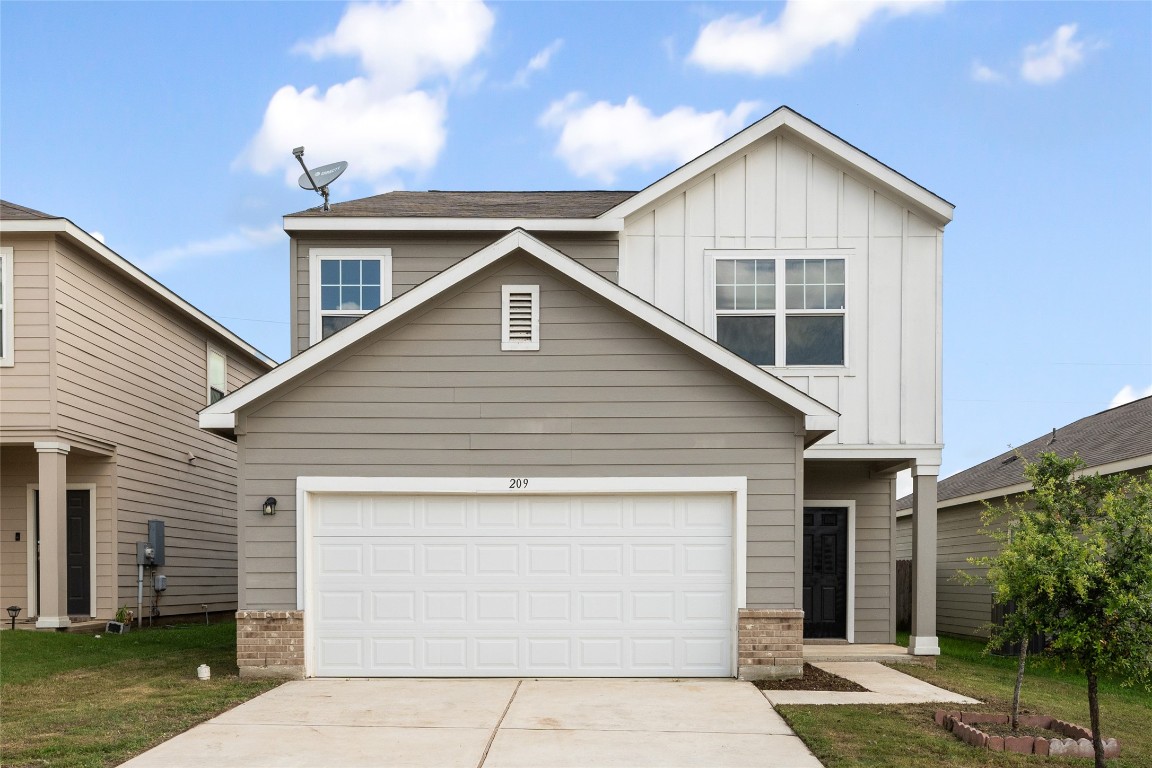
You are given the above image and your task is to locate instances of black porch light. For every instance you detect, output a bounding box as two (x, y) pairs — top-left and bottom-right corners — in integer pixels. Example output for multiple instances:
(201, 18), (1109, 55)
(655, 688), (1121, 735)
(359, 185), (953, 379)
(6, 605), (21, 630)
(262, 497), (278, 516)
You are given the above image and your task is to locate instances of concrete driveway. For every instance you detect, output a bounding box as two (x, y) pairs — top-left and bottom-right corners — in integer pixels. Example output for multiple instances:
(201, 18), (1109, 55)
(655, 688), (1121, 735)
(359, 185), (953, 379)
(121, 678), (822, 768)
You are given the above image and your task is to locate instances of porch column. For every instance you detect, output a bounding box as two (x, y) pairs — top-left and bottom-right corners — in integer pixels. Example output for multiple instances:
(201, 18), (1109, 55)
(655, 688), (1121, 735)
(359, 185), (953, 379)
(909, 464), (940, 656)
(34, 441), (70, 629)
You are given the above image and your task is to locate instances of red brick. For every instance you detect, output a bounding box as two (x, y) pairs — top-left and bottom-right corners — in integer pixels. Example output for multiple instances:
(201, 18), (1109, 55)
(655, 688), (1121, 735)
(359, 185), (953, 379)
(1004, 736), (1033, 754)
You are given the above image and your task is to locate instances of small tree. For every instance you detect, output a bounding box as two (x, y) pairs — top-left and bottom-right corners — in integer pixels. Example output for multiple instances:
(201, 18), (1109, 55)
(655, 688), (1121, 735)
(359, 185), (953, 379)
(978, 453), (1152, 768)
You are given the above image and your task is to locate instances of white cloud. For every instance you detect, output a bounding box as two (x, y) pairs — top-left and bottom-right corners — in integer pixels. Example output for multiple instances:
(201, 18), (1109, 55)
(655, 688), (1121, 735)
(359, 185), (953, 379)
(1109, 384), (1152, 408)
(511, 39), (563, 87)
(1020, 23), (1085, 84)
(688, 0), (944, 76)
(970, 60), (1004, 83)
(139, 225), (283, 274)
(237, 1), (494, 188)
(540, 96), (760, 183)
(89, 231), (106, 244)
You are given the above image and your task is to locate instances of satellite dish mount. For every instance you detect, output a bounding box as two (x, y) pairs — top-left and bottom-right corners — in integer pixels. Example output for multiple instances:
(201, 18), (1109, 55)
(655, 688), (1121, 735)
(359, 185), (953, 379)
(292, 147), (348, 212)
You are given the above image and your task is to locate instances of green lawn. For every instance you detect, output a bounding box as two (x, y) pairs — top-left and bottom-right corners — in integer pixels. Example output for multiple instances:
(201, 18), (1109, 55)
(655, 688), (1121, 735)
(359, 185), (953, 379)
(778, 634), (1152, 767)
(0, 622), (280, 768)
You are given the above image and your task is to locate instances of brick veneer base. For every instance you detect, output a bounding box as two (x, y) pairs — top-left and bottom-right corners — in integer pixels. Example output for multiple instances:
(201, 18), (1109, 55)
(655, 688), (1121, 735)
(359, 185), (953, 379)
(738, 609), (803, 680)
(236, 610), (305, 680)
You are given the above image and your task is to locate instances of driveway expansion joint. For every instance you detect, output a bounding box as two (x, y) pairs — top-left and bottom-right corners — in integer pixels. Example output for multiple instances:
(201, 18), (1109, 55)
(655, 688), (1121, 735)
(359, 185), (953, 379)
(476, 678), (521, 768)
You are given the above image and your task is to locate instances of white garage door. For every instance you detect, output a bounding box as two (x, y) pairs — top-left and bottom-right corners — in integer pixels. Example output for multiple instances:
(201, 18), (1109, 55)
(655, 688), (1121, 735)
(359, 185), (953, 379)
(309, 493), (734, 677)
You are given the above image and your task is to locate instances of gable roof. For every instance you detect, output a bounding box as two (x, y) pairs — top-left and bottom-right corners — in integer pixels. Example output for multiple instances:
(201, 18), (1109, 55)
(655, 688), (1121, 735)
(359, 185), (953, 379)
(897, 396), (1152, 511)
(283, 106), (953, 232)
(290, 191), (635, 219)
(200, 229), (839, 438)
(0, 200), (275, 368)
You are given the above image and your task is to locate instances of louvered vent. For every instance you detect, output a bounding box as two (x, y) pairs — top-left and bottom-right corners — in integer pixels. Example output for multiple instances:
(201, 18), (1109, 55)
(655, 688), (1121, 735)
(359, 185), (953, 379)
(501, 284), (540, 351)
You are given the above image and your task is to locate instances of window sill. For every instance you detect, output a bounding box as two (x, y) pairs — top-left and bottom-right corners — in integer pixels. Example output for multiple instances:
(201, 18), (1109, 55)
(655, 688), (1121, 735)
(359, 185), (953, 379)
(761, 365), (854, 377)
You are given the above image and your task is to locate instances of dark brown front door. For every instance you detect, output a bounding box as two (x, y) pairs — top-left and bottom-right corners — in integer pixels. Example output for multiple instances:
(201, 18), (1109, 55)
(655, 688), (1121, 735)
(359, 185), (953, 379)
(803, 507), (847, 638)
(34, 489), (91, 617)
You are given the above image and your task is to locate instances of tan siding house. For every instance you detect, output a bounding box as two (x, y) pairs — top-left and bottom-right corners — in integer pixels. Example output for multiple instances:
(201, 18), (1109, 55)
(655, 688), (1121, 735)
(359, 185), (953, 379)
(204, 107), (954, 679)
(896, 396), (1152, 638)
(0, 201), (273, 628)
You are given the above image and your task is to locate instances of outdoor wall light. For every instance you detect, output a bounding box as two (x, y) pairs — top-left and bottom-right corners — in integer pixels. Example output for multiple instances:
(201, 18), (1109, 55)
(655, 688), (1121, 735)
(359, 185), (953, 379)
(262, 497), (278, 516)
(7, 605), (21, 630)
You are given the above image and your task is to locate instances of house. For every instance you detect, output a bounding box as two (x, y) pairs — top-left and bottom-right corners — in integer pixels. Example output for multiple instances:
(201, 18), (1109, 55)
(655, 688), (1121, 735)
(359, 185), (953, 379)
(201, 106), (954, 679)
(0, 201), (274, 629)
(895, 395), (1152, 639)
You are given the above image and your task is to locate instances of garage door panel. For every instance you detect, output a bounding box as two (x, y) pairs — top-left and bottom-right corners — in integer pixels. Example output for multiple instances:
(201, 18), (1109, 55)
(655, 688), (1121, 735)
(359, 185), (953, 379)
(310, 493), (734, 677)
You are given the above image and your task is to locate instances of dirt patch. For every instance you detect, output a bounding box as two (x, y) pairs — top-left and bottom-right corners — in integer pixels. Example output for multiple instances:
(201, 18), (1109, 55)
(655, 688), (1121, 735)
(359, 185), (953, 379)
(977, 722), (1054, 739)
(752, 663), (868, 692)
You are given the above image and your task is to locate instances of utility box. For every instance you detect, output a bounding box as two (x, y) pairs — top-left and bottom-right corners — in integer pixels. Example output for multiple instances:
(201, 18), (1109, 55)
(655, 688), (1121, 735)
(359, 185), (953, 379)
(154, 574), (168, 592)
(147, 520), (165, 565)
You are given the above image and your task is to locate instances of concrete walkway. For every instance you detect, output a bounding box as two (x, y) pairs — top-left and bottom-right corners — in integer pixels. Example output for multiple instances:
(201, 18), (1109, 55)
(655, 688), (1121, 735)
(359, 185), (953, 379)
(122, 678), (824, 768)
(762, 661), (980, 706)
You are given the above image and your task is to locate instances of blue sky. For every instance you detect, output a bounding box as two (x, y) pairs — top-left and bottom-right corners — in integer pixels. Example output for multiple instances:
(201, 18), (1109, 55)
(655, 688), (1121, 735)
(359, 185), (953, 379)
(2, 1), (1149, 486)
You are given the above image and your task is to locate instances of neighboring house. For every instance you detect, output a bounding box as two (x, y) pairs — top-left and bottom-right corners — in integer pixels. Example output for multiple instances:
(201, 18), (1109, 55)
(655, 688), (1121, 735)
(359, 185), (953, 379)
(896, 396), (1152, 639)
(201, 106), (954, 679)
(0, 201), (274, 628)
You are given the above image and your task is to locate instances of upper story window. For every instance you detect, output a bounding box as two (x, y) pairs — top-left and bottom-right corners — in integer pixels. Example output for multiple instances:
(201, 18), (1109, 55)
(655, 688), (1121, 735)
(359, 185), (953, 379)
(309, 248), (392, 344)
(0, 247), (12, 367)
(207, 345), (227, 404)
(712, 253), (846, 367)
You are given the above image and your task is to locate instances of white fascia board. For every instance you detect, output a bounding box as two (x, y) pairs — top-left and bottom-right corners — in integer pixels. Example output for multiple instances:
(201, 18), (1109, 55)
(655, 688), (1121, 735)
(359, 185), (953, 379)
(198, 412), (237, 430)
(283, 216), (624, 233)
(602, 107), (954, 227)
(0, 219), (276, 367)
(805, 444), (943, 464)
(204, 229), (838, 425)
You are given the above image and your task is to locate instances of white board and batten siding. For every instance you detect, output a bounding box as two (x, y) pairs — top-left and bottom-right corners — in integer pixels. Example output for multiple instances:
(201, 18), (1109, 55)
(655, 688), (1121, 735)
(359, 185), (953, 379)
(620, 134), (944, 451)
(304, 486), (739, 677)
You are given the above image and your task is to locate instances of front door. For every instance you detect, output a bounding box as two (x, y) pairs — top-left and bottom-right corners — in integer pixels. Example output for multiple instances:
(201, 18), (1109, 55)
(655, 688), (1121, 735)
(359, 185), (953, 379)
(34, 490), (91, 617)
(803, 506), (847, 638)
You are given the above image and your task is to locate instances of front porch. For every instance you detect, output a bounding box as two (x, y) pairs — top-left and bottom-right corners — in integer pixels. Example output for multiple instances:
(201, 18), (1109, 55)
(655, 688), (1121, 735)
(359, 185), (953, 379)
(804, 642), (935, 667)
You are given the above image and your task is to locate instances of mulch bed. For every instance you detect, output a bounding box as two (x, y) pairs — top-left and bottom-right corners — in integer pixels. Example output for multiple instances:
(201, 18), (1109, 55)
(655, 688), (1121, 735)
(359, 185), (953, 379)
(752, 663), (868, 692)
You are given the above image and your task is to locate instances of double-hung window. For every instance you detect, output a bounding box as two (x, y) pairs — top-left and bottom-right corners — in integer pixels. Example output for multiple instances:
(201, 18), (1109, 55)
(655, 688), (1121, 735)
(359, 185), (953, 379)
(713, 252), (846, 367)
(207, 345), (227, 404)
(309, 248), (391, 343)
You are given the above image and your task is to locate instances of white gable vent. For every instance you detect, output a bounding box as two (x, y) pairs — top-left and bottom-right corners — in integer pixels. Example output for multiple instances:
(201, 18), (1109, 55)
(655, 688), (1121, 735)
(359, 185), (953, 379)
(501, 284), (540, 351)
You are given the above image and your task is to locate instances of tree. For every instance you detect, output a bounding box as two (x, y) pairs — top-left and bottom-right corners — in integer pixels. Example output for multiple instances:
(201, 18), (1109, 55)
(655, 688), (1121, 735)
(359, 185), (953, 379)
(977, 453), (1152, 768)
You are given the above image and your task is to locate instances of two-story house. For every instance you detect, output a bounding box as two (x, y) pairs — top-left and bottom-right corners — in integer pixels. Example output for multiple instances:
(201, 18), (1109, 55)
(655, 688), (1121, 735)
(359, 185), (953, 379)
(201, 107), (952, 680)
(1, 201), (274, 629)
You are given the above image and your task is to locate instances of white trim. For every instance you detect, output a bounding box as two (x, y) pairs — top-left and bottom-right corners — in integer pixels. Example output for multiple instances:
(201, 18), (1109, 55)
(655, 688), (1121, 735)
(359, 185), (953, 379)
(909, 635), (941, 656)
(33, 441), (71, 455)
(805, 445), (942, 463)
(308, 247), (392, 346)
(26, 483), (99, 620)
(0, 246), (13, 367)
(206, 342), (227, 405)
(284, 216), (625, 233)
(804, 500), (856, 642)
(501, 284), (540, 351)
(202, 230), (838, 436)
(0, 219), (275, 367)
(294, 475), (749, 678)
(602, 107), (954, 226)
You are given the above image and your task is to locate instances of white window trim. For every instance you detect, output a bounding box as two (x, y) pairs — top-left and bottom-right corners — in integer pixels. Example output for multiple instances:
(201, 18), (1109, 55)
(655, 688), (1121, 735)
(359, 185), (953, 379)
(706, 249), (852, 371)
(294, 475), (749, 678)
(0, 246), (13, 367)
(308, 247), (392, 345)
(803, 499), (856, 643)
(501, 284), (540, 351)
(206, 343), (227, 405)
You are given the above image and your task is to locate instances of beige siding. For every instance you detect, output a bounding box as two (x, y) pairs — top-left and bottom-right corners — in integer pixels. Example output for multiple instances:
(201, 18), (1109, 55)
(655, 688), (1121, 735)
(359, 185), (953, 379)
(805, 462), (895, 643)
(0, 236), (54, 428)
(50, 238), (267, 616)
(621, 134), (943, 451)
(290, 234), (620, 355)
(243, 254), (802, 610)
(895, 513), (912, 559)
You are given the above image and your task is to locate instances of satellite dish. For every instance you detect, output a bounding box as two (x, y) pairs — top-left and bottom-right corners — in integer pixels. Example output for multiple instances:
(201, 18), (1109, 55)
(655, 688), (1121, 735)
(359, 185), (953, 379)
(298, 161), (348, 191)
(291, 147), (348, 212)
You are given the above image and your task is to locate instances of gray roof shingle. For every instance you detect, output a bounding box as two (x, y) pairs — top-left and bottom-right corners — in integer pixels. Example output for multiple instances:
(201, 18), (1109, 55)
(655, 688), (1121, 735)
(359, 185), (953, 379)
(0, 200), (56, 220)
(898, 396), (1152, 510)
(288, 190), (636, 219)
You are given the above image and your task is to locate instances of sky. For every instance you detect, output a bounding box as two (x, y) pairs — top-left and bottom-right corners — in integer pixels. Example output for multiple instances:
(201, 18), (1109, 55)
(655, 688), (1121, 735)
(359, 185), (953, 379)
(2, 1), (1150, 490)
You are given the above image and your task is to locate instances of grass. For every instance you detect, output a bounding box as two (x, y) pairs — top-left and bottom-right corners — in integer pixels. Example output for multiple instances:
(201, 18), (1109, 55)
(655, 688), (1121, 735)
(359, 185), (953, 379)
(778, 634), (1152, 767)
(0, 622), (280, 768)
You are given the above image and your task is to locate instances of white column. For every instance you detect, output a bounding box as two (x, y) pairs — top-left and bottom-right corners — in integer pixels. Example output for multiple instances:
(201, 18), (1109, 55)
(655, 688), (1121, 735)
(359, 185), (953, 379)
(909, 463), (940, 656)
(34, 441), (71, 629)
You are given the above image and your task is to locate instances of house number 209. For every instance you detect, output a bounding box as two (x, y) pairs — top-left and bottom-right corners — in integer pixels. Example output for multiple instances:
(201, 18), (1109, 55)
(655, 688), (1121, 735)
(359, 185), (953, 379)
(509, 478), (528, 489)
